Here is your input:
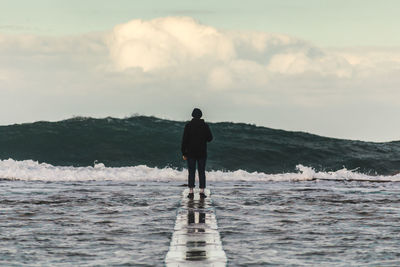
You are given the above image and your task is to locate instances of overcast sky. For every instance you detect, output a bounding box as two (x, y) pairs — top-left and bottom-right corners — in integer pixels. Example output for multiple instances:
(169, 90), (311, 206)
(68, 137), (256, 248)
(1, 0), (400, 141)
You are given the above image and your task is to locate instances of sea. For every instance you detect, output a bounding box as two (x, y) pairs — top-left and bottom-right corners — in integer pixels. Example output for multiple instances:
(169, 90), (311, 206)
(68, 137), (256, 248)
(1, 116), (400, 266)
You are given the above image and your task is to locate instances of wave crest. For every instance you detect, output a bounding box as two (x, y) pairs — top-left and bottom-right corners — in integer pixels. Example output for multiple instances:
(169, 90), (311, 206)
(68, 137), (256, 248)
(1, 159), (399, 182)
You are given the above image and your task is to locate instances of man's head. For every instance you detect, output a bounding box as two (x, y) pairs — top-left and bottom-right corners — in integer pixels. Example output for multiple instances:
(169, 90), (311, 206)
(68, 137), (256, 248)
(191, 108), (202, 119)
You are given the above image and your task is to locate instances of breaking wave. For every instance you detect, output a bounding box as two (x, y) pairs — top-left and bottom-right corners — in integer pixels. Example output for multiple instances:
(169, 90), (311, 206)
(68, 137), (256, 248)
(1, 159), (400, 183)
(1, 116), (399, 175)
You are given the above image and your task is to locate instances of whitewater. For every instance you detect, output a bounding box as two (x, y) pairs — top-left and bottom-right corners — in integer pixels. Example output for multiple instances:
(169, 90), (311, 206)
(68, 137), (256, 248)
(1, 158), (400, 183)
(2, 159), (400, 265)
(2, 116), (400, 265)
(2, 116), (400, 175)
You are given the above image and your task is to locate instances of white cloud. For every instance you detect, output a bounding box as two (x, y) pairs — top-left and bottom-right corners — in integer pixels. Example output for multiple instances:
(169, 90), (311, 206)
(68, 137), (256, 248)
(0, 69), (11, 81)
(107, 17), (235, 71)
(106, 17), (363, 81)
(207, 66), (232, 90)
(1, 17), (400, 141)
(267, 52), (353, 77)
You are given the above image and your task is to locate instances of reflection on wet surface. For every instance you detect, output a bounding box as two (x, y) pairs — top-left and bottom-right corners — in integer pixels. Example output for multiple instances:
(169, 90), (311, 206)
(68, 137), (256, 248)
(4, 180), (399, 266)
(186, 199), (207, 260)
(165, 189), (227, 266)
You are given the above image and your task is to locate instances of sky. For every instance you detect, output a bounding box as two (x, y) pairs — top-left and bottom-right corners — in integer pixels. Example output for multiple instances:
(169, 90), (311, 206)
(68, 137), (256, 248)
(0, 0), (400, 141)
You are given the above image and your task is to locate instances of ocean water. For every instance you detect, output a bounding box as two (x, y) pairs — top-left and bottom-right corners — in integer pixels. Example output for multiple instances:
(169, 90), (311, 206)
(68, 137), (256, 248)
(1, 116), (400, 175)
(2, 116), (400, 265)
(214, 181), (400, 266)
(0, 180), (179, 266)
(1, 161), (400, 266)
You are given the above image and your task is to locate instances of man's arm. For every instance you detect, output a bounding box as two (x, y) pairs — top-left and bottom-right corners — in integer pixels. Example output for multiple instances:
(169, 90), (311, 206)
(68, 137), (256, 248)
(206, 124), (213, 142)
(181, 124), (189, 156)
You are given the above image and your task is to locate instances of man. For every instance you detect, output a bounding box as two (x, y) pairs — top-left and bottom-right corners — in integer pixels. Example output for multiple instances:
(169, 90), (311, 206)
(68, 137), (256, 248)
(181, 108), (213, 199)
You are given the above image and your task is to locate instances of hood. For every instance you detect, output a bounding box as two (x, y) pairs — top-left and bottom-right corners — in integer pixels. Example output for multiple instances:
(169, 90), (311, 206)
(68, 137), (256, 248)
(191, 108), (202, 119)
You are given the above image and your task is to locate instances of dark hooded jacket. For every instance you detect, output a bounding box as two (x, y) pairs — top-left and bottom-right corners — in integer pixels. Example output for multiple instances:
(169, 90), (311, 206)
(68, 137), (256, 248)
(181, 118), (213, 159)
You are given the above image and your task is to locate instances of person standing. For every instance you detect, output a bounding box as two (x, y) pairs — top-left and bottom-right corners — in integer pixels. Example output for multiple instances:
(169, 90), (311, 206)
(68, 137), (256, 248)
(181, 108), (213, 199)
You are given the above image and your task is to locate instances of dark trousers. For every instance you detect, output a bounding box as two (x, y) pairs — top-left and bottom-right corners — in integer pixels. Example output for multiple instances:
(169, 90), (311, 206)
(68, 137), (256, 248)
(187, 158), (206, 189)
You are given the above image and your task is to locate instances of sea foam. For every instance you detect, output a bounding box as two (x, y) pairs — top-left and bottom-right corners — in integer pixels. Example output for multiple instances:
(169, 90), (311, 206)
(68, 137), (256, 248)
(1, 159), (400, 182)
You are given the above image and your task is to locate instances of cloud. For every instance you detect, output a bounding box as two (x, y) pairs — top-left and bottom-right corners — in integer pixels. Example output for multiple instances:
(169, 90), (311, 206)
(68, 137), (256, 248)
(105, 16), (364, 94)
(107, 17), (355, 79)
(1, 17), (400, 141)
(267, 52), (353, 77)
(107, 17), (235, 71)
